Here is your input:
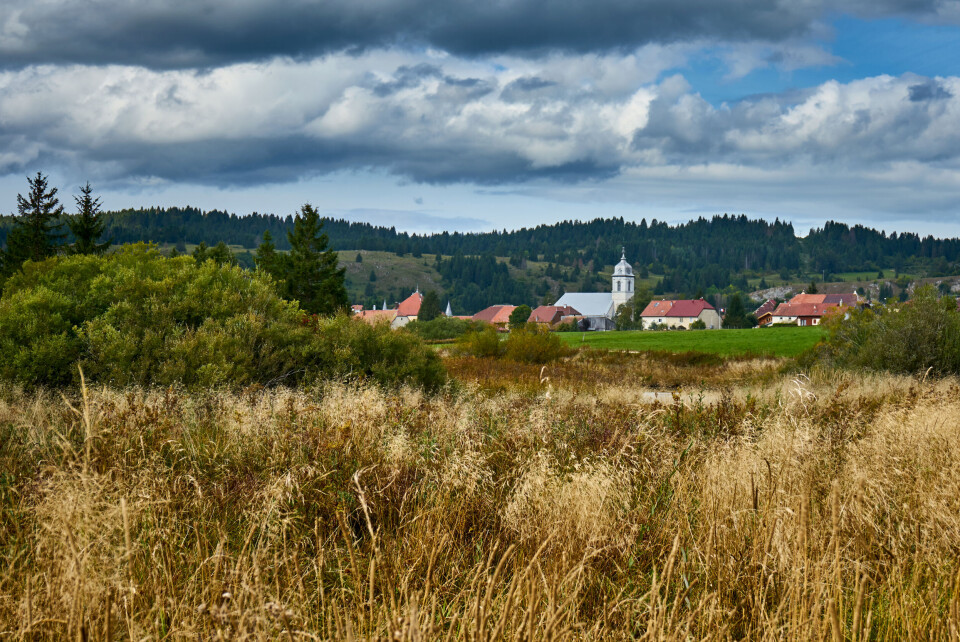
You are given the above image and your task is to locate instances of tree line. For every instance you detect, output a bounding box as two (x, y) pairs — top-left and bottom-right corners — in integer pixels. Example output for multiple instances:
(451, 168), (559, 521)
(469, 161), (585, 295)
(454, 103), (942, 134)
(0, 174), (348, 316)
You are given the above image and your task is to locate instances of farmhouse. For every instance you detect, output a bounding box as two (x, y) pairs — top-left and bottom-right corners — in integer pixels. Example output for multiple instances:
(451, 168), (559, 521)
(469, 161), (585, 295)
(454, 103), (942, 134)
(639, 299), (721, 329)
(771, 292), (858, 326)
(472, 304), (517, 329)
(354, 289), (423, 329)
(527, 305), (579, 327)
(554, 250), (635, 331)
(753, 299), (778, 326)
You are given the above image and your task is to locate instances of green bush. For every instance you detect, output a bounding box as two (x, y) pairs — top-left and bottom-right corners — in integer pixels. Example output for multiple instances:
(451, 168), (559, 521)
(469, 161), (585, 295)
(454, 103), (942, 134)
(454, 325), (505, 358)
(689, 319), (707, 330)
(812, 285), (960, 376)
(502, 326), (569, 364)
(405, 316), (485, 341)
(0, 245), (445, 390)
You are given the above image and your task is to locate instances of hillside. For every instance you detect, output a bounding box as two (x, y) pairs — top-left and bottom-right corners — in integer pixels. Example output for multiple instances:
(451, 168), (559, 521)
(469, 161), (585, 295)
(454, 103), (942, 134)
(4, 208), (960, 312)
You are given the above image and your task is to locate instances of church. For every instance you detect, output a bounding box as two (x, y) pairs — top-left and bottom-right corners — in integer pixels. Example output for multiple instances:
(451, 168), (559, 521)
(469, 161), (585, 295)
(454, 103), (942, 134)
(554, 250), (634, 331)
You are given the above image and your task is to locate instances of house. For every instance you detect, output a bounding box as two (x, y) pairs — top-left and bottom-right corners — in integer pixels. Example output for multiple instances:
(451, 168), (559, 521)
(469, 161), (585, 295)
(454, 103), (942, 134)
(553, 250), (635, 331)
(639, 299), (721, 329)
(392, 290), (423, 328)
(353, 288), (423, 329)
(357, 309), (397, 326)
(770, 292), (858, 326)
(753, 299), (777, 326)
(528, 305), (579, 327)
(472, 304), (517, 329)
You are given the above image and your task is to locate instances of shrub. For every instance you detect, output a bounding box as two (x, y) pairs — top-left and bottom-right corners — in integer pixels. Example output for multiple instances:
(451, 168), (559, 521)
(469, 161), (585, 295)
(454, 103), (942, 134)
(503, 326), (570, 364)
(0, 245), (445, 390)
(690, 319), (707, 330)
(405, 316), (484, 341)
(814, 285), (960, 376)
(454, 325), (505, 358)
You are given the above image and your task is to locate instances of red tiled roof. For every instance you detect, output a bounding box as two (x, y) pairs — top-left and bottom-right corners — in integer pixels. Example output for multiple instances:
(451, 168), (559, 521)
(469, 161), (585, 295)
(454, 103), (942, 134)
(772, 302), (847, 318)
(640, 299), (714, 317)
(473, 305), (516, 324)
(357, 309), (397, 325)
(669, 299), (715, 317)
(640, 300), (674, 317)
(528, 305), (579, 323)
(789, 293), (826, 304)
(754, 299), (777, 317)
(396, 291), (423, 317)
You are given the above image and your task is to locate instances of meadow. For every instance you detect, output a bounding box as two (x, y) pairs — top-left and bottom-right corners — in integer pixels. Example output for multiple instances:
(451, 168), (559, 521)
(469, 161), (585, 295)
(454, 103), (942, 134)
(1, 351), (958, 640)
(557, 326), (825, 358)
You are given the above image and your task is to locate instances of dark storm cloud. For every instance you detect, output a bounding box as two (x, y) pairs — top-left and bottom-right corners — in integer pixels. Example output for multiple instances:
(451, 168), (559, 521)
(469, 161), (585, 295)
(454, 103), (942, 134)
(0, 0), (956, 69)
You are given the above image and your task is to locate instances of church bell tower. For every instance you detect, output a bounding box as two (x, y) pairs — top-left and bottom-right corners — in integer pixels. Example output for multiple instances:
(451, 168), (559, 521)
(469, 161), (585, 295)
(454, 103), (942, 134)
(611, 248), (634, 310)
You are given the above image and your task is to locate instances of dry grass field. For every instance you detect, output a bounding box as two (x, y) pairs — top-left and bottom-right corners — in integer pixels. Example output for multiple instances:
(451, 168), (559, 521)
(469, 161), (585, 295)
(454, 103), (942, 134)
(1, 357), (959, 639)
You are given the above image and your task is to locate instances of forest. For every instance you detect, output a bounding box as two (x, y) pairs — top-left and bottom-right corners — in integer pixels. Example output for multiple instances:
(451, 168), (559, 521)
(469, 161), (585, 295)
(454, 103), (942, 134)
(3, 203), (960, 308)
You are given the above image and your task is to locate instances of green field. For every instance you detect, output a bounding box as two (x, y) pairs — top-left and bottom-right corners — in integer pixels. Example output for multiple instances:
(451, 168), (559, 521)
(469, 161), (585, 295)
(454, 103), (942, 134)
(557, 326), (825, 357)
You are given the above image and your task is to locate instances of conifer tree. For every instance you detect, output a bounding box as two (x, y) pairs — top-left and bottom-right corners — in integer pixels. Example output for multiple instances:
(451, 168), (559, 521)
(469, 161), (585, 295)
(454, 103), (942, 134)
(418, 290), (442, 321)
(3, 172), (65, 273)
(285, 204), (348, 315)
(67, 182), (110, 255)
(255, 230), (279, 277)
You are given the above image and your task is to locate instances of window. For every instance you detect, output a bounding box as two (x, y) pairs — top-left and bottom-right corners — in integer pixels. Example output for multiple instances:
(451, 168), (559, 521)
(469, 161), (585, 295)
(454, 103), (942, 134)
(616, 282), (621, 291)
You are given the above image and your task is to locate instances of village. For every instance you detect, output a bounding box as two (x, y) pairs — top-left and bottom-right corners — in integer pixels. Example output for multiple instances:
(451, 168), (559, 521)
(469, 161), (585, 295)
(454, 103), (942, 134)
(351, 250), (863, 331)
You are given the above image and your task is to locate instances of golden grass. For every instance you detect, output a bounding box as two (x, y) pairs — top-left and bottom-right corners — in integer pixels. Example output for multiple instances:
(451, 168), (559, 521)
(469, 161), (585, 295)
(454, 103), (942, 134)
(1, 367), (959, 639)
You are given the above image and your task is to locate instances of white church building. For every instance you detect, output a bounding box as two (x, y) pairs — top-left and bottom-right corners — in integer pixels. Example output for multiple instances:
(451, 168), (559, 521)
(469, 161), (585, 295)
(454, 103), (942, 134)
(554, 250), (634, 331)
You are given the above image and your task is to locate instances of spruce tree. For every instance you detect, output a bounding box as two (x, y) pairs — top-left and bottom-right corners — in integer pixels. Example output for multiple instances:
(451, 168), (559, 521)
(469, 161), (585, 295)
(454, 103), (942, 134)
(3, 172), (65, 273)
(285, 204), (348, 315)
(418, 290), (442, 321)
(255, 230), (280, 277)
(67, 182), (110, 255)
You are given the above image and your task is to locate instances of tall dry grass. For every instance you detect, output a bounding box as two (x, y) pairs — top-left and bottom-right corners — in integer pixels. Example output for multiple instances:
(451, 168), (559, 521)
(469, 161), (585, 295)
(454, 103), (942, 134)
(1, 367), (958, 639)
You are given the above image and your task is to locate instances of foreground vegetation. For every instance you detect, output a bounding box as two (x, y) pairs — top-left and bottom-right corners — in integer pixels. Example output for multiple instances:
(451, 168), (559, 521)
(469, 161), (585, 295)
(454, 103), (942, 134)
(557, 326), (826, 358)
(0, 246), (444, 390)
(2, 359), (958, 639)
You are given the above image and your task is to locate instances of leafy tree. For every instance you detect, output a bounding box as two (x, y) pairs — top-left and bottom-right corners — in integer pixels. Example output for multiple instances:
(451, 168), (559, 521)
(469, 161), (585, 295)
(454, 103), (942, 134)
(3, 172), (65, 274)
(418, 290), (442, 322)
(285, 204), (348, 315)
(808, 280), (818, 294)
(0, 245), (445, 390)
(355, 252), (363, 263)
(633, 285), (653, 322)
(67, 182), (110, 255)
(614, 301), (640, 330)
(509, 304), (532, 329)
(816, 285), (960, 376)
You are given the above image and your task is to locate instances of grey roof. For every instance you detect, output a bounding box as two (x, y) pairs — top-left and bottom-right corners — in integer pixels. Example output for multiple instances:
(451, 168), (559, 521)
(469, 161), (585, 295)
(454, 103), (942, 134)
(555, 293), (615, 318)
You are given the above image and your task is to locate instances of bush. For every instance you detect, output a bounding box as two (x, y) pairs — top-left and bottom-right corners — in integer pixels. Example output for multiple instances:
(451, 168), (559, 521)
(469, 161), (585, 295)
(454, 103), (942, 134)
(502, 326), (569, 364)
(0, 245), (445, 390)
(690, 319), (707, 330)
(454, 325), (505, 358)
(405, 316), (484, 341)
(812, 285), (960, 376)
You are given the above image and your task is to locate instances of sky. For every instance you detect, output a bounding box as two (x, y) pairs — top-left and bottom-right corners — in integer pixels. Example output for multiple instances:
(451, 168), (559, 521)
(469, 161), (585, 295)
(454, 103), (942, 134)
(2, 1), (960, 237)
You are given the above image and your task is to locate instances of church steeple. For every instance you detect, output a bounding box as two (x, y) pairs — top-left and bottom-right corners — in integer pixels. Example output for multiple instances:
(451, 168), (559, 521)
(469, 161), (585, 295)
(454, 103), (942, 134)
(612, 248), (634, 310)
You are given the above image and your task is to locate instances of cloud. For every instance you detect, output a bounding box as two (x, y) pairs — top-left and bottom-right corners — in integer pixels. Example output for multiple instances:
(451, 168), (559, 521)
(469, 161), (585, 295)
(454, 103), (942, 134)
(0, 0), (958, 69)
(2, 52), (960, 227)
